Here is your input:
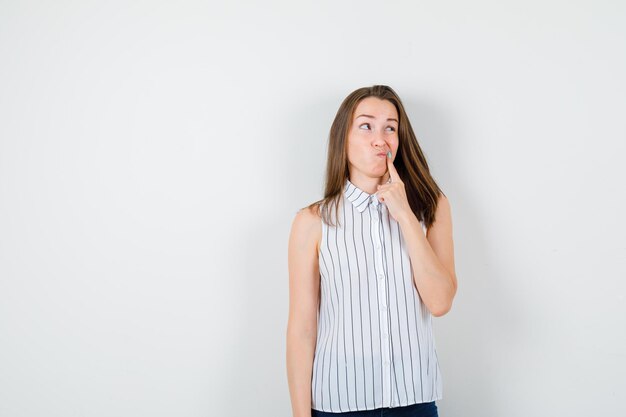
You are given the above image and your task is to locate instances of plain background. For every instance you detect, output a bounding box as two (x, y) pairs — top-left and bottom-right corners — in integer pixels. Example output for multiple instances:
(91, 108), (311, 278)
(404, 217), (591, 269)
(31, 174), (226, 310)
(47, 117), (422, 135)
(1, 1), (625, 416)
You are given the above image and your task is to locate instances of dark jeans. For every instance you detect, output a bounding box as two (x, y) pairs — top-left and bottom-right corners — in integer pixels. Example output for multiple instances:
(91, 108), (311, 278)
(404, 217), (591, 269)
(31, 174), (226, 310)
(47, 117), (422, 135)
(311, 401), (438, 417)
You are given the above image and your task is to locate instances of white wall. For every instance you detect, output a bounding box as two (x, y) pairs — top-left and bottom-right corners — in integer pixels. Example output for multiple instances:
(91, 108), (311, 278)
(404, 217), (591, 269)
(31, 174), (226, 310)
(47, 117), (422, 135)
(1, 1), (624, 416)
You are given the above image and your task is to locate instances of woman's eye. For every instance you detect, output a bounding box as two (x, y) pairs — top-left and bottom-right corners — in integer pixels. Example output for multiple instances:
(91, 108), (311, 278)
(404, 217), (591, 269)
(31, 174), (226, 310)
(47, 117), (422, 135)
(359, 123), (371, 130)
(386, 126), (396, 132)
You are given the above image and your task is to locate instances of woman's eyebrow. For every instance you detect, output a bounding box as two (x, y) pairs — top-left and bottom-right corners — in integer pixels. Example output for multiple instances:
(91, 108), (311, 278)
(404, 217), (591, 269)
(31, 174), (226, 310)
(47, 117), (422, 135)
(355, 114), (398, 123)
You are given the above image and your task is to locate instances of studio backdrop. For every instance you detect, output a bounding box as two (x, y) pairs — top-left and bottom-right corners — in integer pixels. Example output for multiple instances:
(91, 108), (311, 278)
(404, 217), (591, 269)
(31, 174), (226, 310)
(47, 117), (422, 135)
(1, 1), (624, 416)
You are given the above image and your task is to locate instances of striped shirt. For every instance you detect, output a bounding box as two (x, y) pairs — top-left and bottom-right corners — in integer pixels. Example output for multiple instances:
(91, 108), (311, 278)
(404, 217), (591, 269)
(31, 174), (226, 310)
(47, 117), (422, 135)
(311, 179), (443, 412)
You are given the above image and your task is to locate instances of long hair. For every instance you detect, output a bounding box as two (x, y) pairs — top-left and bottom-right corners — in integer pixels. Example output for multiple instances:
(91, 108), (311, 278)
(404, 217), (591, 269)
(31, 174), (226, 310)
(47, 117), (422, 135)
(305, 85), (445, 229)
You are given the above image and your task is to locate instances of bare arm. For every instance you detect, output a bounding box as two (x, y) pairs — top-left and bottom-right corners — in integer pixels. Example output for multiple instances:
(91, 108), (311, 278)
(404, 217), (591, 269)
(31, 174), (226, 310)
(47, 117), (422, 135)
(286, 207), (321, 417)
(397, 194), (458, 317)
(377, 155), (457, 317)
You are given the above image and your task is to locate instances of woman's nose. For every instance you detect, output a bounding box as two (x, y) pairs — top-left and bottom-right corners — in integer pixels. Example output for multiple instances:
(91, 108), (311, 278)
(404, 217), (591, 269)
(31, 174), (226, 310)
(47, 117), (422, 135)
(373, 131), (388, 146)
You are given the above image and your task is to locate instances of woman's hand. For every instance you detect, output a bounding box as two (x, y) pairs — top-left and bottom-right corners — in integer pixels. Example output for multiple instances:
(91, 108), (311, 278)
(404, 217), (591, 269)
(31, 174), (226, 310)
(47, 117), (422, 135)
(376, 153), (413, 222)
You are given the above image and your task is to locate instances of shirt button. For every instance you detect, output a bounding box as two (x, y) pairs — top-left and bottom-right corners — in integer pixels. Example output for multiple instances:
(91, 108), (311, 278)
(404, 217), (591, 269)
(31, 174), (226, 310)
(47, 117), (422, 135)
(378, 274), (384, 280)
(375, 244), (381, 250)
(383, 332), (388, 339)
(384, 360), (390, 366)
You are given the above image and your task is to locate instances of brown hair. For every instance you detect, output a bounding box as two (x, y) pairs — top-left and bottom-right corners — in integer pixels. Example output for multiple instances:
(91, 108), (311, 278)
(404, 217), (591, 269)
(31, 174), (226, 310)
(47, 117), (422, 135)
(305, 85), (444, 229)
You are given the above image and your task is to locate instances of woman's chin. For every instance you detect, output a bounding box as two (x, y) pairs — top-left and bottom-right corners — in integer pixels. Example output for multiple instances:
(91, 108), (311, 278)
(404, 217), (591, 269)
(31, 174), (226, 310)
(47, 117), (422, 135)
(373, 167), (387, 177)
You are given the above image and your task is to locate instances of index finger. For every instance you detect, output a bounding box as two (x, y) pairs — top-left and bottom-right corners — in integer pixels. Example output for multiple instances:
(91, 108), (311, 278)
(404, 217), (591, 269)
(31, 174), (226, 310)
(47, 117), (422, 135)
(386, 151), (400, 182)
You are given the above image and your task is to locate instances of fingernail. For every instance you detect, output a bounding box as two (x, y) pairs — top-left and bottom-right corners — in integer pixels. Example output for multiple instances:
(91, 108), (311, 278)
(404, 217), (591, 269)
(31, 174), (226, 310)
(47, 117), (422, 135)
(387, 151), (392, 158)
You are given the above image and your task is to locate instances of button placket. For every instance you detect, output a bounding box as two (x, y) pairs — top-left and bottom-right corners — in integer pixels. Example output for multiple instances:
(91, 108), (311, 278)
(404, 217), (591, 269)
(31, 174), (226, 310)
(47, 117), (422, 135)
(371, 202), (391, 406)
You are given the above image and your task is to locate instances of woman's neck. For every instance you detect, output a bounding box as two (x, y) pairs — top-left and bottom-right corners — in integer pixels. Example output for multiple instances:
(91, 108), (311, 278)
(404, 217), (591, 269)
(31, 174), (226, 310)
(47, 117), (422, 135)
(349, 172), (390, 195)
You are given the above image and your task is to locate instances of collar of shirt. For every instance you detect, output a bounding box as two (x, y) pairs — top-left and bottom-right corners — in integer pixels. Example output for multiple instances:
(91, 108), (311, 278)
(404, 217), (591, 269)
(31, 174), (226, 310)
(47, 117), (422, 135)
(344, 179), (381, 213)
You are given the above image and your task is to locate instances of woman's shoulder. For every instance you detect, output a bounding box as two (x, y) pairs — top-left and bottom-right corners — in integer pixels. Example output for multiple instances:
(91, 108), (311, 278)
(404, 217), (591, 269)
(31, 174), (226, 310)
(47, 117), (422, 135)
(289, 202), (322, 255)
(293, 203), (322, 234)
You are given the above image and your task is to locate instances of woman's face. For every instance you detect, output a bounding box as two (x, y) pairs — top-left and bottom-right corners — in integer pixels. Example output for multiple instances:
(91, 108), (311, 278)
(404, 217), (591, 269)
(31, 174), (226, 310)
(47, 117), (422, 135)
(346, 97), (399, 180)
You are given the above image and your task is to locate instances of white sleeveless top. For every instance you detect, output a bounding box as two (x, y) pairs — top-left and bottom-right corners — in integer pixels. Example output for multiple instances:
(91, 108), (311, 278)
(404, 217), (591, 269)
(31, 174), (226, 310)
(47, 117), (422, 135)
(311, 179), (443, 412)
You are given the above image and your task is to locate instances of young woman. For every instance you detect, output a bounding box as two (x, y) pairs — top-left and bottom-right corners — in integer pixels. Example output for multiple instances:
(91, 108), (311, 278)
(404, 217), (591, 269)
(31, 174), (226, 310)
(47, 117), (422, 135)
(287, 85), (457, 417)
